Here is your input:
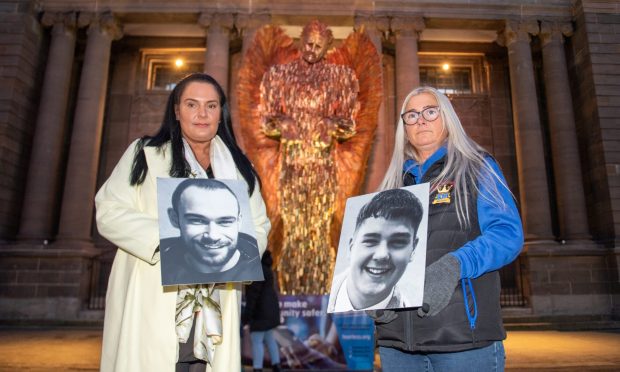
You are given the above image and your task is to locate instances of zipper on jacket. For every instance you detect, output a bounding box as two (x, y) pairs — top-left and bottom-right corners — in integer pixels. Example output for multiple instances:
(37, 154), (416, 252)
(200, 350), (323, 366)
(405, 310), (414, 349)
(461, 278), (478, 345)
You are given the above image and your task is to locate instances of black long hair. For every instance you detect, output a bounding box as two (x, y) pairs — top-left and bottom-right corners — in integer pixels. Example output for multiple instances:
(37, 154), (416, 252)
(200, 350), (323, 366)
(129, 73), (260, 194)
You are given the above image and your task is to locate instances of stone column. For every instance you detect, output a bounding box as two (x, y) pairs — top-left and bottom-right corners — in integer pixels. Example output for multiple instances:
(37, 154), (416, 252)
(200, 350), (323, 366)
(391, 16), (424, 110)
(355, 15), (390, 193)
(199, 13), (234, 93)
(540, 21), (591, 242)
(498, 20), (554, 242)
(56, 13), (122, 246)
(236, 13), (271, 57)
(18, 12), (77, 242)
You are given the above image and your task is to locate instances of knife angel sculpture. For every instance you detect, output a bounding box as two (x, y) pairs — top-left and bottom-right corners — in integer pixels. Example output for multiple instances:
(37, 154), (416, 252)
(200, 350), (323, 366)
(237, 20), (382, 294)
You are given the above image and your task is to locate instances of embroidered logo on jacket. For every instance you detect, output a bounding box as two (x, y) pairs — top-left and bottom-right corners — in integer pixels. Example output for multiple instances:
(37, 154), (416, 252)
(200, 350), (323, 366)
(432, 182), (454, 205)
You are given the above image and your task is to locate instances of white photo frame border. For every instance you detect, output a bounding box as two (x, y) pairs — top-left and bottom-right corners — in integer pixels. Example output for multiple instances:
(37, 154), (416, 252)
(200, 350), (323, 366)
(329, 183), (430, 313)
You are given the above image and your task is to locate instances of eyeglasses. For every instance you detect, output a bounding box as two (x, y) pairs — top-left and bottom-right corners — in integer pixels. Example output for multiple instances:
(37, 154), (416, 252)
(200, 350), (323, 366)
(401, 106), (441, 126)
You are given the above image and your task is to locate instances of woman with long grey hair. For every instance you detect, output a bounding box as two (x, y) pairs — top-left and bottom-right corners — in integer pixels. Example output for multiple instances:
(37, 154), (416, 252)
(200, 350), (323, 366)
(371, 86), (524, 371)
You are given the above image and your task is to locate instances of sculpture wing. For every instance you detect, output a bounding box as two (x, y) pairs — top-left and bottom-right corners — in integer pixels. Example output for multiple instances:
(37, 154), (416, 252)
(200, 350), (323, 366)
(236, 25), (299, 261)
(326, 28), (383, 247)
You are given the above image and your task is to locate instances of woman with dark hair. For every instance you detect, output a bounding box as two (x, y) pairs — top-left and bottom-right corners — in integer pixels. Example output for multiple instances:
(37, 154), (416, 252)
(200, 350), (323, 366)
(371, 86), (523, 371)
(95, 73), (271, 372)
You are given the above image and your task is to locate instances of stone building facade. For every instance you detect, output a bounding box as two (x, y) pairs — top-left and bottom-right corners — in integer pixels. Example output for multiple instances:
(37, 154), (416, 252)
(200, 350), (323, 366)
(0, 0), (618, 323)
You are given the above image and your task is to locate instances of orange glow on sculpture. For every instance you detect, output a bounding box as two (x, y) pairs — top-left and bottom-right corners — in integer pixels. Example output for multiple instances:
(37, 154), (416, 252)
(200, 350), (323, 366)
(237, 21), (383, 294)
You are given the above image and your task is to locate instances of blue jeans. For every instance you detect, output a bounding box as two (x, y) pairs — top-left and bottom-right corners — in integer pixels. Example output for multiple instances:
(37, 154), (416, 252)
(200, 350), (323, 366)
(379, 341), (505, 372)
(250, 329), (281, 369)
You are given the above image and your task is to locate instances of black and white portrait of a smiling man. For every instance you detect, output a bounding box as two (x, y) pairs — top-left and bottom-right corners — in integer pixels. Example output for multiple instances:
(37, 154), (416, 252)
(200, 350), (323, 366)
(157, 178), (263, 286)
(328, 184), (429, 313)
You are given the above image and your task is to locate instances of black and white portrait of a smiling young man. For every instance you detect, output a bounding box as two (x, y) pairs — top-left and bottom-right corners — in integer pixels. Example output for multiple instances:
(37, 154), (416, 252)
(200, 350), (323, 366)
(328, 184), (429, 313)
(157, 178), (264, 286)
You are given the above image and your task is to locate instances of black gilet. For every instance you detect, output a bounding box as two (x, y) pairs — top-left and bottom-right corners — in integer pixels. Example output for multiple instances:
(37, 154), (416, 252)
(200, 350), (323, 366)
(375, 155), (506, 353)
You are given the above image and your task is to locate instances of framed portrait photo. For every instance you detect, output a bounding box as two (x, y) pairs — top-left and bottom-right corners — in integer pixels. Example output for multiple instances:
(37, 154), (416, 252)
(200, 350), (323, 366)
(156, 178), (264, 286)
(328, 184), (429, 313)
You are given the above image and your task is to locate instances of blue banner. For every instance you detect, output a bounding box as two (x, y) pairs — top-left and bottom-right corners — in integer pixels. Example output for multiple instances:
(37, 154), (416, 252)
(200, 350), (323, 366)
(332, 312), (375, 371)
(242, 294), (375, 370)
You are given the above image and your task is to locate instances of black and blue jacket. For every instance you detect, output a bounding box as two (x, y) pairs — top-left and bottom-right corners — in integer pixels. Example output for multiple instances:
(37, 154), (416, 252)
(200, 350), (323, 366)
(375, 146), (524, 353)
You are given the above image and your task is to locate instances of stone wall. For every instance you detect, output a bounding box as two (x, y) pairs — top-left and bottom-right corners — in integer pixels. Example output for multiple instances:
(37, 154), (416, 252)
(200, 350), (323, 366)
(0, 1), (46, 239)
(570, 0), (620, 246)
(0, 2), (98, 322)
(524, 0), (619, 317)
(0, 246), (92, 320)
(576, 0), (620, 319)
(528, 246), (613, 315)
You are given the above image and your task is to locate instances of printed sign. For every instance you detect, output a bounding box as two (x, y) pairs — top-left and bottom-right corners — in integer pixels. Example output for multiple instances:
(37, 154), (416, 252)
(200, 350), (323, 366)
(328, 184), (430, 313)
(157, 178), (263, 285)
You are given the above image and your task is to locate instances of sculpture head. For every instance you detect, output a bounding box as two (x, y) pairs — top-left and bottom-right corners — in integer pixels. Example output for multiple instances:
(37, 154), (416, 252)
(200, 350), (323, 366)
(300, 20), (333, 64)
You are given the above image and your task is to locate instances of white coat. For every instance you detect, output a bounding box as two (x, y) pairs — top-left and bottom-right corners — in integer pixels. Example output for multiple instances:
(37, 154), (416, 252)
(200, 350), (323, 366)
(95, 138), (270, 372)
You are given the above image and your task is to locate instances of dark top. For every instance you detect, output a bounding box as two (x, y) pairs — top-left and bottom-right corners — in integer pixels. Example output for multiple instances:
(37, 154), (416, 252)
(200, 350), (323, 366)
(160, 232), (264, 285)
(375, 155), (505, 353)
(241, 250), (281, 332)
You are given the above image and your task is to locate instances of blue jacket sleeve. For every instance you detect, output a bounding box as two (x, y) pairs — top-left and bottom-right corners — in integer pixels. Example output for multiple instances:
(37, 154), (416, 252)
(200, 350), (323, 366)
(450, 157), (524, 279)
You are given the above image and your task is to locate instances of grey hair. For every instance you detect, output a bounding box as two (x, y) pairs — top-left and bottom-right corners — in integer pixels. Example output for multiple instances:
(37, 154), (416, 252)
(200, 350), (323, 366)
(379, 86), (511, 228)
